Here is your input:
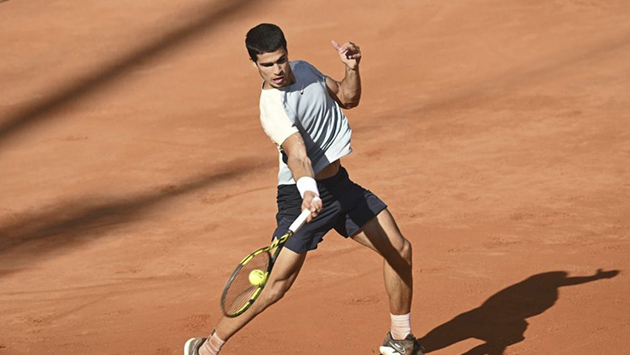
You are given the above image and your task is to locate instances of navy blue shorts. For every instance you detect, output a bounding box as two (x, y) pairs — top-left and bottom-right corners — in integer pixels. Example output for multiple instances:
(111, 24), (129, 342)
(273, 167), (388, 253)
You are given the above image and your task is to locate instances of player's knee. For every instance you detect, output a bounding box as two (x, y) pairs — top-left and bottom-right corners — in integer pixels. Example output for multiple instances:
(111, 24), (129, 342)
(384, 236), (413, 272)
(398, 237), (413, 264)
(263, 283), (290, 304)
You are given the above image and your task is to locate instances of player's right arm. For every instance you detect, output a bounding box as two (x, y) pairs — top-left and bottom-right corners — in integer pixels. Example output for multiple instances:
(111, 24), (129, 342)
(258, 92), (323, 221)
(281, 132), (323, 222)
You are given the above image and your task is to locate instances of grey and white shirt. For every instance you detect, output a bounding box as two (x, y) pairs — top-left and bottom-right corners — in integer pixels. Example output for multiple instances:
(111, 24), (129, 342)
(259, 60), (353, 185)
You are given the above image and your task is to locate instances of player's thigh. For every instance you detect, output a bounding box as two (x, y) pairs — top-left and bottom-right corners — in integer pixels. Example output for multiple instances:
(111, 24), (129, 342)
(267, 248), (307, 288)
(351, 208), (410, 257)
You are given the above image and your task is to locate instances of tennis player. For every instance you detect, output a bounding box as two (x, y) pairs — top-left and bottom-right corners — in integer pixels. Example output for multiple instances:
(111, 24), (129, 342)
(185, 23), (424, 355)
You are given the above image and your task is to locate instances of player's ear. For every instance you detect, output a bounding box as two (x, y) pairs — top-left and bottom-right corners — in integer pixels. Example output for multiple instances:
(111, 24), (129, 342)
(250, 53), (260, 69)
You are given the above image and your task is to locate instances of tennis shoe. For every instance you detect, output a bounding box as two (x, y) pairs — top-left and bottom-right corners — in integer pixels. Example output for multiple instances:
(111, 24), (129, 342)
(379, 332), (425, 355)
(184, 337), (206, 355)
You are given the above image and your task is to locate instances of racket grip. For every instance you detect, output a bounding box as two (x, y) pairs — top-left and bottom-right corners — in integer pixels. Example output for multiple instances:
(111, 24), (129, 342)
(289, 208), (312, 233)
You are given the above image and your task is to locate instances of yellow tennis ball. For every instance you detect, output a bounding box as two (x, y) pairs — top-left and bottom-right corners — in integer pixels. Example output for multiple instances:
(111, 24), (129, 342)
(248, 269), (267, 286)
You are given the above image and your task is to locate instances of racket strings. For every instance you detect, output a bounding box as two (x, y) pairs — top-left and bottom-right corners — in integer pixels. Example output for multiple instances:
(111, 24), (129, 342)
(221, 251), (271, 316)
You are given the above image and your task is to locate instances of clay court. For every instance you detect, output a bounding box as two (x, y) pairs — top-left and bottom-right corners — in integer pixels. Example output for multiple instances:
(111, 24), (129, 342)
(1, 0), (629, 354)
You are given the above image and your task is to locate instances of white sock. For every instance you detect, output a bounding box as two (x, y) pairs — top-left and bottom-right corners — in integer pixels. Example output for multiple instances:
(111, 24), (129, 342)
(390, 313), (412, 340)
(199, 331), (225, 355)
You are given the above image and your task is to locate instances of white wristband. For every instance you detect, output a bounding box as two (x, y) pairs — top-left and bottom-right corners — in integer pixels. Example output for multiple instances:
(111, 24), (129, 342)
(296, 176), (320, 198)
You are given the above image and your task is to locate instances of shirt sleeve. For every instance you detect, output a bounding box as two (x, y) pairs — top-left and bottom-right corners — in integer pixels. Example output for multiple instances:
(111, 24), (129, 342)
(259, 90), (299, 147)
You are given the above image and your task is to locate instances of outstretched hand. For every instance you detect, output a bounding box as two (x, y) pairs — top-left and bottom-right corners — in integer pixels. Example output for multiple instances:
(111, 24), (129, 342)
(331, 40), (361, 69)
(595, 268), (620, 279)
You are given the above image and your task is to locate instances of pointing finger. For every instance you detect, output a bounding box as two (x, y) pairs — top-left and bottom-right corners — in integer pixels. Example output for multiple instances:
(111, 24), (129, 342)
(331, 40), (348, 54)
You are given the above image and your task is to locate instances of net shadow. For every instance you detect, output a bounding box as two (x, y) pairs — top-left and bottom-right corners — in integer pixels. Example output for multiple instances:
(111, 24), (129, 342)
(0, 0), (256, 148)
(0, 157), (265, 273)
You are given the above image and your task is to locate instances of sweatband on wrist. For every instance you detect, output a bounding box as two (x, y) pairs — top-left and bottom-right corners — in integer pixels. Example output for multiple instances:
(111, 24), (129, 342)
(296, 176), (319, 198)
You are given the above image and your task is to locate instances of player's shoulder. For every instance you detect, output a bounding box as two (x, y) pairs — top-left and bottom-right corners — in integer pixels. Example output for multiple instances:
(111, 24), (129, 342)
(291, 59), (309, 66)
(291, 59), (318, 71)
(291, 60), (325, 79)
(259, 85), (284, 110)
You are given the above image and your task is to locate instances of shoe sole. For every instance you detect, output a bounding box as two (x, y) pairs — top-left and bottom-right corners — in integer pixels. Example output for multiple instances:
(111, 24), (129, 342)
(379, 346), (400, 355)
(184, 338), (196, 355)
(379, 345), (424, 355)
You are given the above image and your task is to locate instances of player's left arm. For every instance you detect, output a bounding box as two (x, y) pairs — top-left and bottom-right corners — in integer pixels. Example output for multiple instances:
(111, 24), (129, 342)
(326, 40), (362, 109)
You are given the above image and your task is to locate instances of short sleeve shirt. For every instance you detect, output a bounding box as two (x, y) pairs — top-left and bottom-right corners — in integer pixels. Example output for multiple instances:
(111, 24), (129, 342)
(259, 60), (353, 185)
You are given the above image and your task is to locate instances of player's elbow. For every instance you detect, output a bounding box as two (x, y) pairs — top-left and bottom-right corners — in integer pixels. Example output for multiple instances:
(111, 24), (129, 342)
(340, 100), (360, 109)
(341, 91), (361, 109)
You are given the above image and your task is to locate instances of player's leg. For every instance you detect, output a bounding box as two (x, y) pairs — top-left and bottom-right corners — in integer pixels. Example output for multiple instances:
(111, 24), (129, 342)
(186, 248), (307, 355)
(351, 209), (424, 355)
(216, 248), (307, 339)
(351, 209), (413, 315)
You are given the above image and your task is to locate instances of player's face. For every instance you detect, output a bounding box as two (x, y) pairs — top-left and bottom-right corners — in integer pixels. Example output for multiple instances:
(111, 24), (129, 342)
(254, 48), (294, 89)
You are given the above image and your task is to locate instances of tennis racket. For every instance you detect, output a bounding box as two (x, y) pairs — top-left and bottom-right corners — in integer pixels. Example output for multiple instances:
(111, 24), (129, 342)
(220, 208), (311, 317)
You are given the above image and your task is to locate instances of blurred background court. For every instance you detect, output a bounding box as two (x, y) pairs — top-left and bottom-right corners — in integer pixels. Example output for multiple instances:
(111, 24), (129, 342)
(1, 1), (628, 354)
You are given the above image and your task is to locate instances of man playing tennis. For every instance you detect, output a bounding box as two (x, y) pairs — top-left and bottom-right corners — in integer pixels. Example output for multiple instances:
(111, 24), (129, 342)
(185, 23), (424, 355)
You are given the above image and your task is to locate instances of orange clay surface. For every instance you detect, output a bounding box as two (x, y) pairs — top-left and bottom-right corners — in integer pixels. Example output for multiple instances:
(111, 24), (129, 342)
(1, 1), (629, 354)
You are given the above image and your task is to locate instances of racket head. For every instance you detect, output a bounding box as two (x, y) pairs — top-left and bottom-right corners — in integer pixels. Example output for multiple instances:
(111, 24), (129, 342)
(219, 209), (310, 317)
(220, 248), (272, 317)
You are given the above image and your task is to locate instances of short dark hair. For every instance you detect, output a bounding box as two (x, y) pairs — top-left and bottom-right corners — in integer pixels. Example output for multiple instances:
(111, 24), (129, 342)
(245, 23), (287, 62)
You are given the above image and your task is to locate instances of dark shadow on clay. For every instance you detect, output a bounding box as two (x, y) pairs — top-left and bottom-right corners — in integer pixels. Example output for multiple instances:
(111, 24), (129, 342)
(0, 0), (256, 147)
(0, 158), (264, 274)
(419, 269), (620, 354)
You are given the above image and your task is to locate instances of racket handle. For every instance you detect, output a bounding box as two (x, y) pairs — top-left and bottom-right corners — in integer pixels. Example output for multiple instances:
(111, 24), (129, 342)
(289, 208), (312, 233)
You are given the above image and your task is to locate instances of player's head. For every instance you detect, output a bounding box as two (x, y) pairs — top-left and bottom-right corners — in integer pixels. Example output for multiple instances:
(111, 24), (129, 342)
(246, 23), (294, 89)
(245, 23), (287, 62)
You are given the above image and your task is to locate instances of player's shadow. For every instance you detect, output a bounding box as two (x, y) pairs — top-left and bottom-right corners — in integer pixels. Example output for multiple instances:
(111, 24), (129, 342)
(418, 269), (619, 355)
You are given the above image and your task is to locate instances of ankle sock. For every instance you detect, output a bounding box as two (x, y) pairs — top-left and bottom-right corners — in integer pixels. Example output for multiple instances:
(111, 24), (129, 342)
(390, 313), (412, 340)
(199, 331), (225, 355)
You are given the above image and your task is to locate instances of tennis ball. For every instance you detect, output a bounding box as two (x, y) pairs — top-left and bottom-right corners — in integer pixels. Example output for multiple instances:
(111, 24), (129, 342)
(248, 269), (267, 286)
